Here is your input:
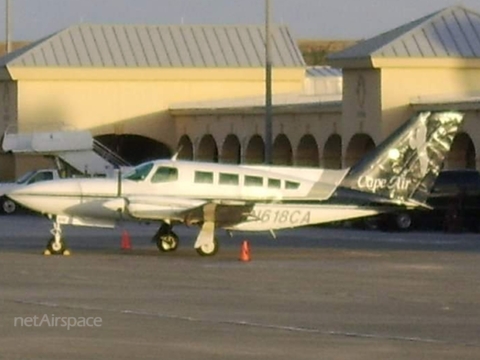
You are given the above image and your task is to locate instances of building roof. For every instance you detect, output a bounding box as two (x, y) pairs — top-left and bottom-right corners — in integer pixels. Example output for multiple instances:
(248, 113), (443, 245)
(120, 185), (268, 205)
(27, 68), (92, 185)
(328, 5), (480, 63)
(0, 24), (305, 68)
(411, 92), (480, 109)
(169, 92), (341, 115)
(306, 66), (342, 77)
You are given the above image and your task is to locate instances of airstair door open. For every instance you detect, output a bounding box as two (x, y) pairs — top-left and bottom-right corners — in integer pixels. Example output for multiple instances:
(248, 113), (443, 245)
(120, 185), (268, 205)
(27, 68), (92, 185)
(2, 124), (130, 177)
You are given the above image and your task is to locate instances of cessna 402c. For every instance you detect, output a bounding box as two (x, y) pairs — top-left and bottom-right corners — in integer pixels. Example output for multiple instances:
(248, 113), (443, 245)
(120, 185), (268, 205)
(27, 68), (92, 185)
(7, 111), (464, 256)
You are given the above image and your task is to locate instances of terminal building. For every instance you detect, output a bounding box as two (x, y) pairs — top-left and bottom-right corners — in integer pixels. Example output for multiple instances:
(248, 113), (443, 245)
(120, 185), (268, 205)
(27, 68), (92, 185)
(0, 4), (479, 179)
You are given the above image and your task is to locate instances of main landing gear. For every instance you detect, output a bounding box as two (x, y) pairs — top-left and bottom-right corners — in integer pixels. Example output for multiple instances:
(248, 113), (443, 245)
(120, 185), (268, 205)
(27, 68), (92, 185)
(152, 221), (220, 257)
(195, 237), (219, 257)
(194, 221), (219, 257)
(152, 222), (179, 253)
(44, 218), (70, 256)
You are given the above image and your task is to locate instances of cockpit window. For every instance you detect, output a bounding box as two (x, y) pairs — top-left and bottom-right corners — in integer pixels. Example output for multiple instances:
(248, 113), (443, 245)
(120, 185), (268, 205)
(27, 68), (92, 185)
(29, 172), (54, 184)
(123, 162), (154, 181)
(151, 167), (178, 183)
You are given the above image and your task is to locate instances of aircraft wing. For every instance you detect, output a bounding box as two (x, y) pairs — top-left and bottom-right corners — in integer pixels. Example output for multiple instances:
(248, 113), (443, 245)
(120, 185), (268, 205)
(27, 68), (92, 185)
(125, 195), (254, 226)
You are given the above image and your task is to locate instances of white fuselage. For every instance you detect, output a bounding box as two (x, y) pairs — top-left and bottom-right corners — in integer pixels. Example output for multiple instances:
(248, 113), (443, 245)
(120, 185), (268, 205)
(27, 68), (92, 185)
(7, 160), (382, 231)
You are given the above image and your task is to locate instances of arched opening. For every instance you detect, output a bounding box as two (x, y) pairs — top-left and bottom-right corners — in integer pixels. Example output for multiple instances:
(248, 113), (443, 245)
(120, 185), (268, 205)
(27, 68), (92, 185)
(273, 134), (293, 166)
(444, 132), (476, 169)
(95, 134), (171, 166)
(245, 135), (264, 164)
(323, 134), (342, 169)
(296, 134), (319, 167)
(345, 134), (375, 167)
(177, 135), (193, 160)
(196, 134), (218, 162)
(221, 134), (241, 164)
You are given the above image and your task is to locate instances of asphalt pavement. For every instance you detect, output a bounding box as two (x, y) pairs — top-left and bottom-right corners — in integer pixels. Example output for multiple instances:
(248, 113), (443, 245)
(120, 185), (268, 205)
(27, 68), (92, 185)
(0, 214), (479, 359)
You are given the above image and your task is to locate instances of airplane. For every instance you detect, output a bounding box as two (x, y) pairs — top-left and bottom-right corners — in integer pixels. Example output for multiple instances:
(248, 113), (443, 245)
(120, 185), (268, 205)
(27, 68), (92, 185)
(7, 111), (464, 256)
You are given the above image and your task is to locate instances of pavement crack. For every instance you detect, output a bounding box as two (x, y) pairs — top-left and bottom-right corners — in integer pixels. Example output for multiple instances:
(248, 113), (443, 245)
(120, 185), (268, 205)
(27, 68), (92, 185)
(11, 298), (479, 348)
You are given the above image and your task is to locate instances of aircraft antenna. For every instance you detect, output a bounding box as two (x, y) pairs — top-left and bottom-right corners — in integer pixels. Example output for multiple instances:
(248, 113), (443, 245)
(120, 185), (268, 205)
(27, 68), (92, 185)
(171, 145), (183, 161)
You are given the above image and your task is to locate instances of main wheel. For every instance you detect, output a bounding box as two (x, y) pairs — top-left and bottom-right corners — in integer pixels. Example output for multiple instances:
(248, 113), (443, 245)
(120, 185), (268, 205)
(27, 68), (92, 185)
(196, 238), (219, 257)
(46, 236), (67, 255)
(1, 198), (16, 214)
(156, 232), (179, 252)
(394, 212), (412, 231)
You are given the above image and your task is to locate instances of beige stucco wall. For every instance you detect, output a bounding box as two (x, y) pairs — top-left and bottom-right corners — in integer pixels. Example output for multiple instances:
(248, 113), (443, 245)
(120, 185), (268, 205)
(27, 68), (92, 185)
(174, 109), (341, 164)
(0, 81), (17, 179)
(11, 67), (304, 150)
(340, 69), (382, 152)
(462, 111), (480, 169)
(0, 81), (17, 131)
(0, 66), (305, 179)
(337, 64), (480, 168)
(2, 57), (480, 179)
(380, 67), (480, 136)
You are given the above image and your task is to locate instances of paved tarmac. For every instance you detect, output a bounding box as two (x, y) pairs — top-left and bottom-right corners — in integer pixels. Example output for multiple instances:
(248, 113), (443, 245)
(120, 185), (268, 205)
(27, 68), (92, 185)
(0, 214), (479, 359)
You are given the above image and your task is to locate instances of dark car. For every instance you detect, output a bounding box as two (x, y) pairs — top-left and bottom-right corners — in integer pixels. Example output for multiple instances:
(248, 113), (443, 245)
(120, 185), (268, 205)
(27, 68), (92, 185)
(369, 169), (480, 232)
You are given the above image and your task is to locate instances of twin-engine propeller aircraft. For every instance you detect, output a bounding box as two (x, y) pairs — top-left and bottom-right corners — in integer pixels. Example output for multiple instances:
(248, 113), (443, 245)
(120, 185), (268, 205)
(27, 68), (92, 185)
(7, 111), (464, 256)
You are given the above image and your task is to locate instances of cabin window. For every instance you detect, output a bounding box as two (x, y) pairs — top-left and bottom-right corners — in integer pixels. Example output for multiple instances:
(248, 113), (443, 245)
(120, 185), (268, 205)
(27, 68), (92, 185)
(124, 162), (154, 181)
(268, 178), (281, 189)
(219, 173), (239, 185)
(151, 167), (178, 183)
(244, 175), (263, 187)
(195, 171), (214, 184)
(285, 181), (300, 190)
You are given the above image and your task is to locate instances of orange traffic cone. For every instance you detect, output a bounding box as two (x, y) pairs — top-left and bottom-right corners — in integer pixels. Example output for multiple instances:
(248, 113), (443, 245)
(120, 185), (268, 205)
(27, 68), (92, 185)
(121, 229), (132, 250)
(239, 240), (251, 262)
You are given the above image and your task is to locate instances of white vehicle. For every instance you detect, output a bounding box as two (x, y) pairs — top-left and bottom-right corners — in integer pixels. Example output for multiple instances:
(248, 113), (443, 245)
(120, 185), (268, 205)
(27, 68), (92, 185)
(0, 169), (61, 214)
(7, 112), (464, 256)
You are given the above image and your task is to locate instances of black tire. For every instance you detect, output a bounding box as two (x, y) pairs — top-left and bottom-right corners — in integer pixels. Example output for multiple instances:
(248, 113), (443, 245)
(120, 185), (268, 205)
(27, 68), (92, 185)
(46, 236), (67, 255)
(196, 238), (219, 257)
(156, 232), (179, 252)
(1, 198), (16, 214)
(394, 212), (413, 231)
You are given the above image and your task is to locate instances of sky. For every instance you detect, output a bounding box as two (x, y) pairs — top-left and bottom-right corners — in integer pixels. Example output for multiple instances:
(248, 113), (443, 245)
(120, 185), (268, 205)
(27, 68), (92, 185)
(0, 0), (479, 41)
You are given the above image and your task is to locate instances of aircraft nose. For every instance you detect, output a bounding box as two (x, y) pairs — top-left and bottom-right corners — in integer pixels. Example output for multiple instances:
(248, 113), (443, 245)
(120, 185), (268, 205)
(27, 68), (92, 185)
(9, 182), (45, 199)
(9, 180), (80, 196)
(7, 180), (82, 213)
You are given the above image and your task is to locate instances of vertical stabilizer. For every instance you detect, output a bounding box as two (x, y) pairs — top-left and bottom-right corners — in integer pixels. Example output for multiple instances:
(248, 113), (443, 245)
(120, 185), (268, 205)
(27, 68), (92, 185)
(341, 111), (464, 204)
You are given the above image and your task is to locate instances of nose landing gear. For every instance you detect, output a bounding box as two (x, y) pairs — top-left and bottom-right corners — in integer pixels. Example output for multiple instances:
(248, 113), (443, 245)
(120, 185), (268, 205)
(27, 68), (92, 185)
(44, 218), (70, 256)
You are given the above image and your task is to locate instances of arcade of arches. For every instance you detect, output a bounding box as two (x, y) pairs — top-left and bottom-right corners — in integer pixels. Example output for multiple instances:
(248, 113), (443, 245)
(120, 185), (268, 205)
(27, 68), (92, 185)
(95, 134), (171, 165)
(94, 131), (477, 170)
(172, 132), (478, 170)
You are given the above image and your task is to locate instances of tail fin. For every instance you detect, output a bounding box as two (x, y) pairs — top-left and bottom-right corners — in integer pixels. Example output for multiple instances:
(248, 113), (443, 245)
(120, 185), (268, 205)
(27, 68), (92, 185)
(341, 111), (464, 205)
